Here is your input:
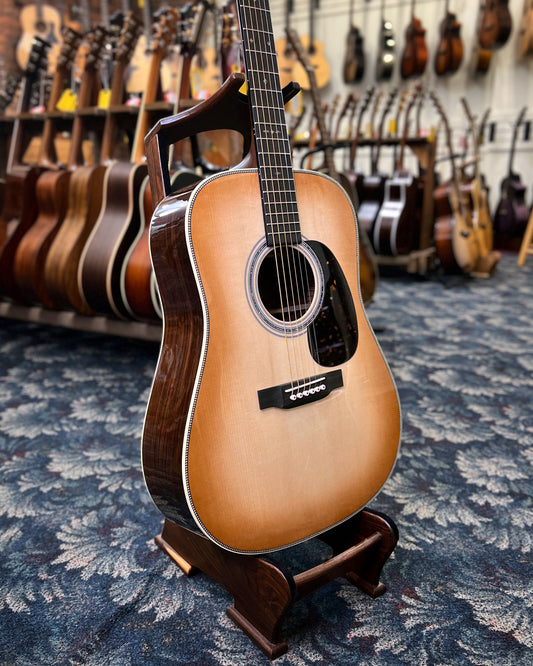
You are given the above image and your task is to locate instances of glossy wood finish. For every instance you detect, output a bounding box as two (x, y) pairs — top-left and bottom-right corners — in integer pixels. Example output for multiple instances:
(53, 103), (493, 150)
(155, 508), (398, 659)
(143, 170), (401, 554)
(400, 1), (428, 79)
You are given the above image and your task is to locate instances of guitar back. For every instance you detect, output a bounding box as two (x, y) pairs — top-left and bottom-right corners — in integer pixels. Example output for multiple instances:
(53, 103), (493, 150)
(144, 169), (400, 553)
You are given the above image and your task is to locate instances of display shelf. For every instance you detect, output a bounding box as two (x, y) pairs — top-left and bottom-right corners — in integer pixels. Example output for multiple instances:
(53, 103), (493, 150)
(0, 301), (161, 341)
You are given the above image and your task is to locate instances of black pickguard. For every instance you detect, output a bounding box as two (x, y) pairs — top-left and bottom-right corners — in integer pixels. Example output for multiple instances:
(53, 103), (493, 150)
(306, 240), (358, 367)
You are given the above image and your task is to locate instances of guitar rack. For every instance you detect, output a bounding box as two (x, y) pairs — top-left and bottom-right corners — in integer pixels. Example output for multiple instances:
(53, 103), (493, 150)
(155, 509), (398, 660)
(297, 135), (438, 275)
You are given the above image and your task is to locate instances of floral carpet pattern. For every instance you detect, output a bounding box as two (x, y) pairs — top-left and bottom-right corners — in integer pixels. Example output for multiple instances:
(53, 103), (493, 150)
(0, 254), (531, 665)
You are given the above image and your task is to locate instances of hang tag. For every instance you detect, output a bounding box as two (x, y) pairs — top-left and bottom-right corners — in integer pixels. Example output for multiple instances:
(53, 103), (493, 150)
(56, 89), (77, 112)
(98, 88), (111, 109)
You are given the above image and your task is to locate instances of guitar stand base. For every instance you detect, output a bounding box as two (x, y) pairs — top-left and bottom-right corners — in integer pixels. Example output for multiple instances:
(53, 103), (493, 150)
(154, 509), (398, 660)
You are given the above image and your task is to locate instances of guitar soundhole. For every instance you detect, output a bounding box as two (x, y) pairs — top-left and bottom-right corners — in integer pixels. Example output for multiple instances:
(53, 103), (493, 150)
(257, 247), (315, 323)
(246, 241), (324, 337)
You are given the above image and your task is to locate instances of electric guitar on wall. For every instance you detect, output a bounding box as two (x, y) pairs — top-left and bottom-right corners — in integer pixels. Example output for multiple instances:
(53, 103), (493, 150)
(141, 0), (401, 555)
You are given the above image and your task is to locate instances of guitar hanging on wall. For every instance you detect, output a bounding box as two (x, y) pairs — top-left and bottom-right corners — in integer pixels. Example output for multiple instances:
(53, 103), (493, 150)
(141, 0), (401, 555)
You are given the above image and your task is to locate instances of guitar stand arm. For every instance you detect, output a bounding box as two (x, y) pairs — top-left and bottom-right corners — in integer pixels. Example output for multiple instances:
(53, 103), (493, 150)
(144, 72), (301, 209)
(155, 508), (398, 660)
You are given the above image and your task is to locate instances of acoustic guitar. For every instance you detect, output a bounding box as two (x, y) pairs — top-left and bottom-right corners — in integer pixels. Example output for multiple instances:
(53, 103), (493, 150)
(430, 92), (480, 274)
(122, 4), (209, 323)
(12, 27), (83, 308)
(275, 0), (296, 88)
(357, 88), (397, 243)
(16, 0), (62, 74)
(460, 100), (500, 275)
(287, 27), (378, 306)
(343, 0), (365, 84)
(290, 0), (330, 90)
(76, 12), (149, 319)
(518, 0), (533, 57)
(493, 107), (530, 244)
(142, 0), (400, 555)
(0, 38), (49, 300)
(400, 0), (428, 79)
(373, 86), (420, 257)
(434, 0), (463, 76)
(41, 26), (109, 313)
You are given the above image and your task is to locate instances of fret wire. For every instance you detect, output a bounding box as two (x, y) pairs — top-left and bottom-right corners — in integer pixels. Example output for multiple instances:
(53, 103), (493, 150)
(238, 0), (301, 244)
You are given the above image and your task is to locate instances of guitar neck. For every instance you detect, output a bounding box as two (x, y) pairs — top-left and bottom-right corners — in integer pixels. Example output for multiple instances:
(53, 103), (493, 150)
(237, 0), (300, 246)
(508, 107), (527, 176)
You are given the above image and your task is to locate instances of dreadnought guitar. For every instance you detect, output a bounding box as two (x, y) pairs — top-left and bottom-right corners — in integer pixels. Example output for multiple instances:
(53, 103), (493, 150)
(141, 0), (401, 555)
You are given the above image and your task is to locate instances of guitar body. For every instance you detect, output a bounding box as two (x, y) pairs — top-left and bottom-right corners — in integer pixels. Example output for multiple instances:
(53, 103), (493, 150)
(0, 166), (43, 301)
(16, 3), (62, 73)
(43, 165), (106, 313)
(343, 26), (365, 84)
(357, 175), (386, 240)
(495, 0), (513, 47)
(275, 37), (296, 88)
(494, 175), (530, 238)
(12, 168), (70, 307)
(479, 1), (500, 48)
(78, 162), (149, 319)
(400, 18), (428, 79)
(518, 1), (533, 58)
(143, 169), (400, 554)
(373, 173), (417, 256)
(434, 13), (463, 76)
(375, 19), (395, 81)
(434, 183), (479, 273)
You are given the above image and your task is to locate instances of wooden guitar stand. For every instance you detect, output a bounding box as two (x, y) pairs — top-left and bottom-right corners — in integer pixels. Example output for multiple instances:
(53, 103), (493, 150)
(155, 509), (398, 660)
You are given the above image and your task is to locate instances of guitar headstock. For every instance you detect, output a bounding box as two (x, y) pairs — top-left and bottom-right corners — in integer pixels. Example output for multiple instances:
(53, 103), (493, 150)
(150, 6), (181, 57)
(57, 27), (83, 72)
(84, 25), (110, 72)
(25, 37), (50, 77)
(116, 11), (143, 64)
(179, 0), (210, 58)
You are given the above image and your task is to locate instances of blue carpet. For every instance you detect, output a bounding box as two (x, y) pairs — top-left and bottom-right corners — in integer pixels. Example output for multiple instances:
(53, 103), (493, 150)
(0, 254), (531, 665)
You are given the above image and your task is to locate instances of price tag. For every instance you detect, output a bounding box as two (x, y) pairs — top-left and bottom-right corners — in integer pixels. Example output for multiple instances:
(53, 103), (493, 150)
(98, 88), (111, 109)
(56, 89), (77, 112)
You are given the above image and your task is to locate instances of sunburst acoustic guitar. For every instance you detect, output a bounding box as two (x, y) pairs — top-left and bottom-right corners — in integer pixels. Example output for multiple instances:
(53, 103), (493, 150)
(141, 0), (401, 555)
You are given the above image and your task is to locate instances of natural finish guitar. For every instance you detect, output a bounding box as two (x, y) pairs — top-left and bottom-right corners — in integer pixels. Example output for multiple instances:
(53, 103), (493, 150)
(41, 27), (108, 314)
(290, 0), (330, 90)
(431, 92), (480, 274)
(12, 28), (82, 308)
(142, 0), (400, 555)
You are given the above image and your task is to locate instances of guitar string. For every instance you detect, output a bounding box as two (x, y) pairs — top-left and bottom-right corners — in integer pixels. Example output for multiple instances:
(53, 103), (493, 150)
(243, 0), (316, 394)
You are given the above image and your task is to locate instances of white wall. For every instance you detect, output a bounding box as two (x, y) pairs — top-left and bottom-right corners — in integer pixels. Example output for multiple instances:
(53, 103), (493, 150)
(267, 0), (533, 211)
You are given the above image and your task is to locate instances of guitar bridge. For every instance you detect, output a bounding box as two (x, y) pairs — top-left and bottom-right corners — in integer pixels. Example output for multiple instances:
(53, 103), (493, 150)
(257, 370), (343, 410)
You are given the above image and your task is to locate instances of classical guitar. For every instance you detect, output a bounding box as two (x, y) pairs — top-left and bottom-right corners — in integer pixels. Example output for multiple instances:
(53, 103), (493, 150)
(430, 92), (480, 274)
(0, 38), (49, 301)
(290, 0), (331, 90)
(41, 26), (109, 313)
(400, 0), (428, 79)
(460, 100), (500, 275)
(343, 0), (365, 84)
(493, 107), (530, 243)
(375, 0), (395, 82)
(287, 27), (378, 306)
(142, 0), (400, 555)
(12, 27), (83, 308)
(434, 0), (463, 76)
(373, 86), (420, 257)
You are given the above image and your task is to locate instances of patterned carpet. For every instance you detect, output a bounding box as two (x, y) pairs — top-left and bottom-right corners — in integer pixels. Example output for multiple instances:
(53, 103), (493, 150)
(0, 253), (531, 665)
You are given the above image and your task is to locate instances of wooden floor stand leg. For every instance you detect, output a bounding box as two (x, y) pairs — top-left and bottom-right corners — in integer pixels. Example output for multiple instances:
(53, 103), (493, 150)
(155, 509), (398, 660)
